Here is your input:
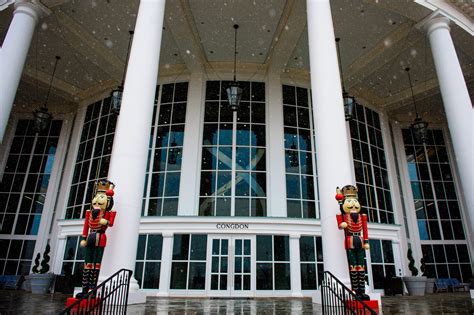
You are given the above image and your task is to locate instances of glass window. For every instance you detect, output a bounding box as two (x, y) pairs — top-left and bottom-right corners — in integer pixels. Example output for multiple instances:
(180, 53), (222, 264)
(0, 239), (36, 275)
(199, 81), (266, 217)
(369, 239), (395, 290)
(403, 128), (470, 281)
(143, 83), (188, 216)
(1, 118), (61, 259)
(350, 104), (393, 224)
(299, 236), (324, 290)
(61, 236), (83, 287)
(256, 235), (290, 290)
(170, 234), (207, 290)
(282, 85), (319, 219)
(66, 100), (116, 219)
(134, 234), (162, 289)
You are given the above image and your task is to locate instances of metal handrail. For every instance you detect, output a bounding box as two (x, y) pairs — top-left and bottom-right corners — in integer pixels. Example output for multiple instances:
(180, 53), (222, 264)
(321, 271), (377, 315)
(59, 268), (133, 315)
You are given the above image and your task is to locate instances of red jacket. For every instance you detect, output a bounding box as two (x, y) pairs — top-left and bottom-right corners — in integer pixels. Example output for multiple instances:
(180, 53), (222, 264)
(82, 209), (116, 247)
(336, 213), (368, 249)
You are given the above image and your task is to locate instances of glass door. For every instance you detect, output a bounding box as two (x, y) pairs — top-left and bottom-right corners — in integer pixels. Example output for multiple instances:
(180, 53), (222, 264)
(207, 235), (254, 296)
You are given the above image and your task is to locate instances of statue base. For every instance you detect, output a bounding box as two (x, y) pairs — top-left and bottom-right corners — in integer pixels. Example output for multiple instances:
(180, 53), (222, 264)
(65, 297), (101, 311)
(346, 299), (379, 314)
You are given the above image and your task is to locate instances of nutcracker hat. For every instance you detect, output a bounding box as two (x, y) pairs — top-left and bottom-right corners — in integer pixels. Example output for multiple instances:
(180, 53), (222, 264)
(95, 179), (115, 195)
(342, 185), (358, 198)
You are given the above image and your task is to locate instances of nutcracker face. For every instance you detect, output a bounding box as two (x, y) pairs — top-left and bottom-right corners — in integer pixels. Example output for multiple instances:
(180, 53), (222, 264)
(342, 197), (360, 214)
(92, 193), (108, 210)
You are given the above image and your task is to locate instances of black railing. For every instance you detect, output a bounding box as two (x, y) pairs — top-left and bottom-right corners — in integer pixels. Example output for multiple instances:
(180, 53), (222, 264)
(60, 268), (132, 315)
(321, 271), (377, 315)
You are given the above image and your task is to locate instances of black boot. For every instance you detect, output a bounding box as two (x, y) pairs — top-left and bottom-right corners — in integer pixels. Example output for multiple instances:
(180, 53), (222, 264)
(75, 269), (90, 298)
(357, 271), (370, 300)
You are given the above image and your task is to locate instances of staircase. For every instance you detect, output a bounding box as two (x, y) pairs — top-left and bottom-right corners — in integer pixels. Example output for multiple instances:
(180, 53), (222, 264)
(321, 271), (378, 315)
(60, 268), (133, 315)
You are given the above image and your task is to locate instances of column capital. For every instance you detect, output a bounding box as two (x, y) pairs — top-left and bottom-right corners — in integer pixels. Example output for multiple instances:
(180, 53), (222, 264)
(416, 12), (450, 37)
(14, 0), (51, 22)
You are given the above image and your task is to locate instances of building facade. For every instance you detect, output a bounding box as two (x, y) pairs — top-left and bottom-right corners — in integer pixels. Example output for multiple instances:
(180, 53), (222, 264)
(0, 0), (472, 298)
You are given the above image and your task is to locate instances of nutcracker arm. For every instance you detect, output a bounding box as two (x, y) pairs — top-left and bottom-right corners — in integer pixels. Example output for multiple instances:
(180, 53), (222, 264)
(82, 210), (90, 238)
(106, 211), (117, 227)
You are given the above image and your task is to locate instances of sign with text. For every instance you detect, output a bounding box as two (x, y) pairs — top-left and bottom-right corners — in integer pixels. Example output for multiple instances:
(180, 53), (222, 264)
(216, 223), (249, 230)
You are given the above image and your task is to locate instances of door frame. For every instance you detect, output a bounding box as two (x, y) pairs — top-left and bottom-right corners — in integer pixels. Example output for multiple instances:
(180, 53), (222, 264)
(206, 234), (256, 297)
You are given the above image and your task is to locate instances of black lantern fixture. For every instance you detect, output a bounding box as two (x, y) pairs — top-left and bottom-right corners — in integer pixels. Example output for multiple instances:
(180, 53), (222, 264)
(288, 139), (299, 167)
(33, 55), (60, 133)
(335, 38), (356, 121)
(226, 24), (243, 111)
(111, 30), (134, 114)
(405, 67), (428, 143)
(168, 136), (181, 165)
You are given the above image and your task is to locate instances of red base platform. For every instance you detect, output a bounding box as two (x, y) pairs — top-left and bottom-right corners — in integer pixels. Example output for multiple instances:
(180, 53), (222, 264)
(346, 300), (379, 314)
(66, 297), (101, 310)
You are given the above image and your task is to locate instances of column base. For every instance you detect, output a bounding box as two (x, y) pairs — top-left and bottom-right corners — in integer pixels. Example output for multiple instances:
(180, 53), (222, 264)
(291, 292), (304, 298)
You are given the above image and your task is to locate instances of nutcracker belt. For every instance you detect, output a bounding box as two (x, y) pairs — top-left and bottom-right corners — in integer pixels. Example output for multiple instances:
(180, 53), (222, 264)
(86, 231), (104, 247)
(347, 232), (362, 236)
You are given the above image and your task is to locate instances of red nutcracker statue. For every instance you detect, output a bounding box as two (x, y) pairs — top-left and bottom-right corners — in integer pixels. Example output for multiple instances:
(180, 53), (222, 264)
(335, 185), (370, 300)
(77, 179), (116, 298)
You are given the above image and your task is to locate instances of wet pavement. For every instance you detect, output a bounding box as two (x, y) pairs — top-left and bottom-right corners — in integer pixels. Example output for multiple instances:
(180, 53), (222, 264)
(0, 290), (472, 314)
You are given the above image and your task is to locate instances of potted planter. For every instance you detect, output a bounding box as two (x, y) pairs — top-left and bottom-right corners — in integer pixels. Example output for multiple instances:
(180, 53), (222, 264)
(403, 248), (426, 296)
(28, 243), (55, 294)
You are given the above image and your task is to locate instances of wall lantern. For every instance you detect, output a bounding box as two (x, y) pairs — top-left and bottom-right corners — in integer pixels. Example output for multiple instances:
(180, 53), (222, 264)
(33, 56), (60, 133)
(405, 67), (428, 143)
(226, 24), (243, 111)
(335, 38), (356, 121)
(111, 30), (134, 114)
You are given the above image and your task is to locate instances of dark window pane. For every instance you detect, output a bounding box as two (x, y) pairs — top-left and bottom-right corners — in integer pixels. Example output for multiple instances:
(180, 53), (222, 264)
(257, 236), (272, 261)
(301, 263), (316, 290)
(256, 263), (273, 290)
(143, 262), (160, 289)
(188, 262), (206, 289)
(170, 262), (187, 289)
(274, 236), (289, 261)
(172, 234), (189, 260)
(300, 237), (315, 262)
(274, 263), (291, 290)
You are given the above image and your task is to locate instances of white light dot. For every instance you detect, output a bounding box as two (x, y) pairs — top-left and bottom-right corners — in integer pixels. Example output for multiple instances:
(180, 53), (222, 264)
(105, 39), (113, 48)
(186, 50), (191, 54)
(384, 38), (392, 47)
(410, 48), (417, 57)
(41, 22), (48, 30)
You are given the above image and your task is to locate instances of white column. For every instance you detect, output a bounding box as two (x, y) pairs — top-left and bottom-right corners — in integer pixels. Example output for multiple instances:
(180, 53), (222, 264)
(0, 0), (50, 143)
(266, 71), (287, 217)
(306, 0), (353, 285)
(100, 0), (166, 304)
(289, 234), (303, 297)
(157, 232), (173, 296)
(422, 16), (474, 235)
(178, 73), (204, 215)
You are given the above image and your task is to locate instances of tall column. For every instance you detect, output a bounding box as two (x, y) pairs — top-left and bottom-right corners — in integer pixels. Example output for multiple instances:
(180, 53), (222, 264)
(422, 16), (473, 235)
(157, 232), (173, 296)
(306, 0), (353, 285)
(0, 0), (50, 143)
(289, 234), (302, 297)
(266, 71), (287, 217)
(100, 0), (166, 304)
(178, 73), (204, 215)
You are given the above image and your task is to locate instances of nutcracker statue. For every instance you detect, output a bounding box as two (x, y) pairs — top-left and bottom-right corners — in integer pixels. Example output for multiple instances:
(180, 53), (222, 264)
(77, 179), (116, 298)
(335, 185), (370, 300)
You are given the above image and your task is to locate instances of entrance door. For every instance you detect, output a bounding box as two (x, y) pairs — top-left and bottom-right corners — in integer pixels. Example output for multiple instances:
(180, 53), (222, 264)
(207, 235), (254, 296)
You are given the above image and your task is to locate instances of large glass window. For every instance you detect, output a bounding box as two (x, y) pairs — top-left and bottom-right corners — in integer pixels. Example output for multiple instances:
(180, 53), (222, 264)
(369, 239), (395, 290)
(142, 83), (188, 216)
(350, 104), (394, 223)
(299, 236), (324, 290)
(403, 128), (471, 282)
(1, 119), (62, 235)
(135, 234), (163, 289)
(0, 239), (36, 275)
(282, 85), (318, 219)
(61, 236), (84, 287)
(256, 235), (290, 290)
(199, 81), (266, 217)
(170, 234), (207, 290)
(65, 99), (116, 219)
